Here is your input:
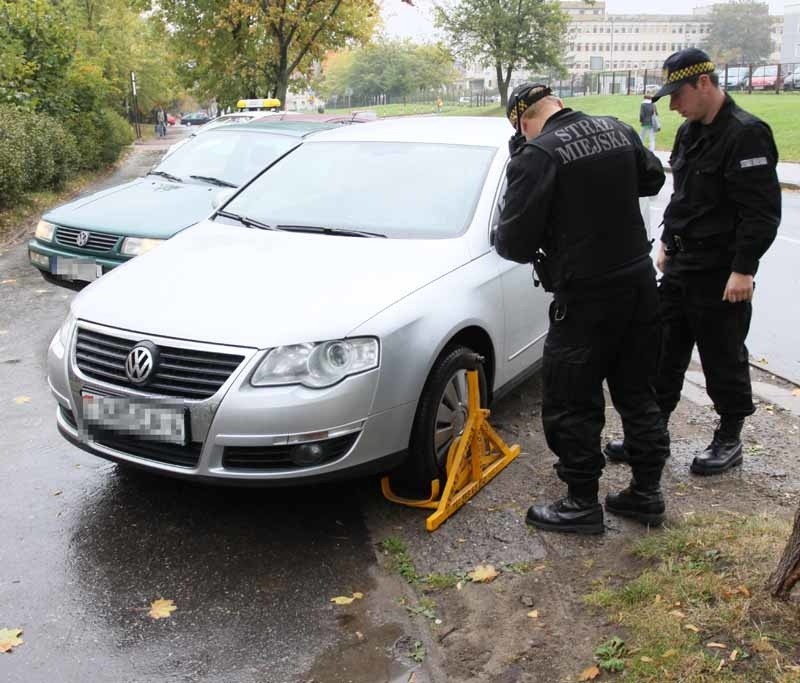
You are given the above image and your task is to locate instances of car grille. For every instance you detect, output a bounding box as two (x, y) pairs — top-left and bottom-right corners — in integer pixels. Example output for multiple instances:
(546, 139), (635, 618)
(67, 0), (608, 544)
(55, 226), (120, 252)
(222, 433), (358, 470)
(75, 327), (245, 400)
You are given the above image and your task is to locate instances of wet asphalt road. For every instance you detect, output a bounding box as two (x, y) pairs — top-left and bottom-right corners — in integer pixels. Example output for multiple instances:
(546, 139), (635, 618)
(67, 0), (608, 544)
(0, 131), (405, 683)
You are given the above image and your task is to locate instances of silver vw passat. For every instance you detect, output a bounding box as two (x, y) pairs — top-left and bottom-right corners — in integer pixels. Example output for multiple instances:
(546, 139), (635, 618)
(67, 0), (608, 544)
(47, 117), (553, 486)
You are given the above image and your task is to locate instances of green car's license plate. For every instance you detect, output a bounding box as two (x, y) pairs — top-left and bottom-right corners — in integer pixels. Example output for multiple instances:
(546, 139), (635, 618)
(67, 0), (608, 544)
(81, 392), (187, 445)
(52, 256), (103, 281)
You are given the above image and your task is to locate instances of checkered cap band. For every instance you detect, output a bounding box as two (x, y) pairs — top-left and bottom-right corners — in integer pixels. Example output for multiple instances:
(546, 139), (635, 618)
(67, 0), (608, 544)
(508, 85), (552, 125)
(665, 61), (715, 84)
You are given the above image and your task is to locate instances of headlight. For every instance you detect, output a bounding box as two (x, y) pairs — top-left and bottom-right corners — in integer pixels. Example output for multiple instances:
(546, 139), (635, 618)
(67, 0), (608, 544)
(35, 220), (56, 241)
(58, 311), (77, 348)
(251, 338), (379, 388)
(120, 237), (165, 256)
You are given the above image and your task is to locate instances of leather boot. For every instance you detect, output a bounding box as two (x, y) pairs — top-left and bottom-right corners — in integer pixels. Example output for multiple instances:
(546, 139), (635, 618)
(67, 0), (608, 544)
(690, 416), (744, 475)
(526, 484), (604, 535)
(605, 478), (665, 526)
(604, 412), (671, 464)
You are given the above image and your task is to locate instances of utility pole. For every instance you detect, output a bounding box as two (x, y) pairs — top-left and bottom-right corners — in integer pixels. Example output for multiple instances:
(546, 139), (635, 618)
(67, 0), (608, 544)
(130, 71), (141, 140)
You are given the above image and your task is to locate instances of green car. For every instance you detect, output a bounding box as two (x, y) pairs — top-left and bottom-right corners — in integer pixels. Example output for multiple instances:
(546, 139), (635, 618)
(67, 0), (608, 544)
(28, 120), (337, 288)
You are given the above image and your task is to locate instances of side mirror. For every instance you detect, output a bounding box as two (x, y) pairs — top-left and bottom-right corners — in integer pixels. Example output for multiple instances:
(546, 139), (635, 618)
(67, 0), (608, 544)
(212, 188), (236, 210)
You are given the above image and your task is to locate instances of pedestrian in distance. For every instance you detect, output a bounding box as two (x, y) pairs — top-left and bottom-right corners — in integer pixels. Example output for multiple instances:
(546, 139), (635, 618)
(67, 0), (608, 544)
(495, 83), (669, 535)
(604, 48), (781, 476)
(639, 93), (659, 152)
(156, 107), (167, 137)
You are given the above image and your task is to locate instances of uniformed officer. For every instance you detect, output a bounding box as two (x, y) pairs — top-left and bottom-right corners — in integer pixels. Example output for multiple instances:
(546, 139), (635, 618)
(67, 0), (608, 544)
(604, 49), (781, 475)
(496, 84), (669, 534)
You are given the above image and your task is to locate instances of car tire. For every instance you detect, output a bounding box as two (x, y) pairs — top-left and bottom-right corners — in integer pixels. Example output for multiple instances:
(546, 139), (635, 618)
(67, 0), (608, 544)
(396, 345), (488, 496)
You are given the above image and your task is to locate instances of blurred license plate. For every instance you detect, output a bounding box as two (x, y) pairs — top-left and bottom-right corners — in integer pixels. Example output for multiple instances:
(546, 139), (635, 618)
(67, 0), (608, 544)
(82, 392), (187, 445)
(52, 256), (103, 281)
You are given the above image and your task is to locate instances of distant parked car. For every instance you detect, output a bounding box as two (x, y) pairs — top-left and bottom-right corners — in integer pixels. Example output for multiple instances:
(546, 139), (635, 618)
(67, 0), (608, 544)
(715, 66), (749, 90)
(28, 121), (341, 288)
(743, 65), (779, 90)
(181, 112), (211, 126)
(166, 113), (177, 126)
(782, 66), (800, 90)
(458, 96), (471, 105)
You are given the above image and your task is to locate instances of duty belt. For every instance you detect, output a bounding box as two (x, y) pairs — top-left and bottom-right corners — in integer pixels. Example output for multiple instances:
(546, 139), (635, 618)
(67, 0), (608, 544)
(671, 233), (730, 253)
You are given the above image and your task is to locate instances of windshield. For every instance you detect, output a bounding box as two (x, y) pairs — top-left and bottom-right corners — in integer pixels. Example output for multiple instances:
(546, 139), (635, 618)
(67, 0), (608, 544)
(153, 129), (297, 187)
(194, 114), (264, 135)
(222, 141), (495, 239)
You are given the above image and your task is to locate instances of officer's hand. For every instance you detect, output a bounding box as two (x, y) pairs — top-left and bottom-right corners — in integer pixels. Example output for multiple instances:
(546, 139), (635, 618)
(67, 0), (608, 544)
(656, 241), (670, 273)
(723, 272), (754, 303)
(508, 131), (526, 156)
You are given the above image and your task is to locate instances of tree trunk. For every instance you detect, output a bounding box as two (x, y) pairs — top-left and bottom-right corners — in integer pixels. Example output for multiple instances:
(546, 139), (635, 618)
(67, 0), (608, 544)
(768, 503), (800, 599)
(496, 62), (507, 107)
(272, 45), (290, 110)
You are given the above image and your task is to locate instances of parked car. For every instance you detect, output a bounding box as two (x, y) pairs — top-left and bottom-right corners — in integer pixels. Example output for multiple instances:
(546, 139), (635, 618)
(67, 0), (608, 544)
(458, 96), (472, 104)
(164, 110), (281, 158)
(47, 117), (556, 487)
(181, 112), (211, 126)
(28, 121), (340, 288)
(742, 65), (779, 90)
(715, 66), (750, 90)
(782, 66), (800, 90)
(166, 113), (177, 126)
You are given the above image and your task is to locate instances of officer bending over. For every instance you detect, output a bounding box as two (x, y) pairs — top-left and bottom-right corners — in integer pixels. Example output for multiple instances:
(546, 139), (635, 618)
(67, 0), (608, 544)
(604, 49), (781, 475)
(495, 84), (669, 534)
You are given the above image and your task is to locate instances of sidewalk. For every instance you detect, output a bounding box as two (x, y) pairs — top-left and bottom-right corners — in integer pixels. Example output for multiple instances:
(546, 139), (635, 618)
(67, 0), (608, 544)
(654, 150), (800, 189)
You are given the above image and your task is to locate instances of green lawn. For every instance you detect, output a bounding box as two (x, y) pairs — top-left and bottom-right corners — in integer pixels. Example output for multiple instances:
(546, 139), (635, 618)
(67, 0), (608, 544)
(328, 92), (800, 161)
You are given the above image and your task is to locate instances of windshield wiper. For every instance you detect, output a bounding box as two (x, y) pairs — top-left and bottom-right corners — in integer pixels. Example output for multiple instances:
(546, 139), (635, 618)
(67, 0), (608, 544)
(148, 170), (183, 183)
(189, 174), (237, 188)
(215, 210), (276, 231)
(276, 224), (386, 238)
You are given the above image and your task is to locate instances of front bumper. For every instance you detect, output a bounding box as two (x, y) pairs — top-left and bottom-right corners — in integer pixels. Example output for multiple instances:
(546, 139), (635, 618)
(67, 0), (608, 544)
(48, 321), (414, 484)
(29, 239), (127, 284)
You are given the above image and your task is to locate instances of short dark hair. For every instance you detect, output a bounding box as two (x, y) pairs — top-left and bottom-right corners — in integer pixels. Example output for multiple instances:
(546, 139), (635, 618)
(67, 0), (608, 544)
(687, 71), (719, 88)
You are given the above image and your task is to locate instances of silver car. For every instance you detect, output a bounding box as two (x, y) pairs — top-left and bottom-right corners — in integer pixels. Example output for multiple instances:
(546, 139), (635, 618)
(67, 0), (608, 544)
(47, 117), (555, 486)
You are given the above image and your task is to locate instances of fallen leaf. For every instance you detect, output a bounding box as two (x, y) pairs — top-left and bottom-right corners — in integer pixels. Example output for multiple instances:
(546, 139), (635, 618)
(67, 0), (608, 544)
(578, 665), (601, 681)
(684, 624), (700, 633)
(640, 656), (654, 663)
(456, 581), (464, 590)
(330, 592), (364, 605)
(756, 357), (768, 364)
(737, 584), (751, 598)
(0, 628), (23, 653)
(148, 598), (177, 619)
(707, 642), (727, 649)
(661, 648), (678, 658)
(533, 564), (546, 571)
(669, 610), (686, 618)
(527, 610), (539, 619)
(468, 564), (499, 583)
(716, 659), (725, 672)
(792, 388), (800, 397)
(52, 490), (63, 496)
(654, 594), (663, 604)
(13, 396), (31, 405)
(355, 631), (364, 640)
(0, 330), (8, 335)
(729, 649), (739, 661)
(0, 279), (17, 285)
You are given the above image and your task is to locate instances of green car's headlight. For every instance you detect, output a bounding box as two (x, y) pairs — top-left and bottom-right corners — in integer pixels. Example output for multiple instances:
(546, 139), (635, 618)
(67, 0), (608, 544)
(251, 338), (380, 389)
(121, 237), (165, 256)
(35, 220), (56, 242)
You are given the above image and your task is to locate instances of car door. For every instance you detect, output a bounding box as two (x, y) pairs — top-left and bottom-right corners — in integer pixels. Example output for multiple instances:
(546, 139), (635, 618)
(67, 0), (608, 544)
(490, 175), (550, 384)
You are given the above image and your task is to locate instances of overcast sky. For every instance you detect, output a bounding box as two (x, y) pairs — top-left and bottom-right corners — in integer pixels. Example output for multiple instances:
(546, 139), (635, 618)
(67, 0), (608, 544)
(380, 0), (788, 39)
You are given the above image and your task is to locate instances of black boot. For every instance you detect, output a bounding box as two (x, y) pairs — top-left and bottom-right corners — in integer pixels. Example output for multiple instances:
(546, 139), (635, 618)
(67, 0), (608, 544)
(526, 484), (604, 535)
(605, 478), (665, 526)
(690, 416), (744, 475)
(603, 439), (629, 462)
(604, 413), (671, 464)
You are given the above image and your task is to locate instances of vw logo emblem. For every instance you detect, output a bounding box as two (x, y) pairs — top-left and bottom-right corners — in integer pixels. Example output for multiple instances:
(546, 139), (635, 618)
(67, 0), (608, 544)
(125, 342), (159, 384)
(76, 230), (90, 247)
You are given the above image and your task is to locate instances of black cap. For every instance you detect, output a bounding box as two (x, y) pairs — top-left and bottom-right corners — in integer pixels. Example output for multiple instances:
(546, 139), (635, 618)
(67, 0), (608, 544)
(506, 83), (552, 126)
(652, 48), (716, 102)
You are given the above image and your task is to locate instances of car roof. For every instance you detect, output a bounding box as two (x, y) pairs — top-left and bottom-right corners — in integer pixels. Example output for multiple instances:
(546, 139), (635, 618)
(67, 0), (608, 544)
(212, 120), (340, 137)
(303, 115), (510, 148)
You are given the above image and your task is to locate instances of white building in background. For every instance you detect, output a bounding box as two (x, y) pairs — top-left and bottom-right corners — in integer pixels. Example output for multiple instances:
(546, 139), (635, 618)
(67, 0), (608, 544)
(560, 0), (783, 76)
(783, 3), (800, 63)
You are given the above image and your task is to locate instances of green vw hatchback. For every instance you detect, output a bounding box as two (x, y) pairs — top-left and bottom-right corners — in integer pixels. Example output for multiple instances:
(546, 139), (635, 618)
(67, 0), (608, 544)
(28, 120), (338, 288)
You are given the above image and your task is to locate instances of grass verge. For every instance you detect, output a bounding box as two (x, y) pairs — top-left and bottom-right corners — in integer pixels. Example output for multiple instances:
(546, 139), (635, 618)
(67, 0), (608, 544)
(583, 512), (800, 682)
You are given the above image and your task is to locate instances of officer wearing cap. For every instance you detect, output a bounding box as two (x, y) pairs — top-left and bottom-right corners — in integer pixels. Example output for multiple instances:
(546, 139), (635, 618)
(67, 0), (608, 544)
(604, 49), (781, 476)
(495, 83), (669, 534)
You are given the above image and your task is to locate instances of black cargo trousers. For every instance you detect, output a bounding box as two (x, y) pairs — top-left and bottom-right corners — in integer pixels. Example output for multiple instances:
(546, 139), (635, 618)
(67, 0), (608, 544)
(653, 268), (755, 418)
(541, 276), (670, 491)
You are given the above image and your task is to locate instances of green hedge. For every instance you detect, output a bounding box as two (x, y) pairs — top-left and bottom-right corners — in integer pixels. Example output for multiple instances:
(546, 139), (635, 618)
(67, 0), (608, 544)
(0, 104), (133, 208)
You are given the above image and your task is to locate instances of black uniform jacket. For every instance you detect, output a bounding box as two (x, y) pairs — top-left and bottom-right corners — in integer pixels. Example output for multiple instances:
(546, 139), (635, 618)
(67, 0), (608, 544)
(495, 108), (665, 291)
(662, 95), (781, 275)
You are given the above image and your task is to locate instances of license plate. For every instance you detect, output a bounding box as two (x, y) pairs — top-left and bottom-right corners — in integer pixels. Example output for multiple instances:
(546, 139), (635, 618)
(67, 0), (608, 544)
(52, 256), (103, 281)
(81, 392), (187, 445)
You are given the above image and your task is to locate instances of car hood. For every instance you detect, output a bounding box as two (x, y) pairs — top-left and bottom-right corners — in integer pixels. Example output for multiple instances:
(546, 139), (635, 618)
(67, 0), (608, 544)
(73, 221), (471, 348)
(44, 178), (221, 238)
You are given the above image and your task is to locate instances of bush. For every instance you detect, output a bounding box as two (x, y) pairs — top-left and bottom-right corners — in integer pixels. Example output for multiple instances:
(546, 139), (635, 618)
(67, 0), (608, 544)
(67, 107), (134, 170)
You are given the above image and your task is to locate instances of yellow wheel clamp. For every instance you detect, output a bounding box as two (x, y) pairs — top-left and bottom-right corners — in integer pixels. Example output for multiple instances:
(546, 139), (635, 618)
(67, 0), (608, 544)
(381, 354), (521, 532)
